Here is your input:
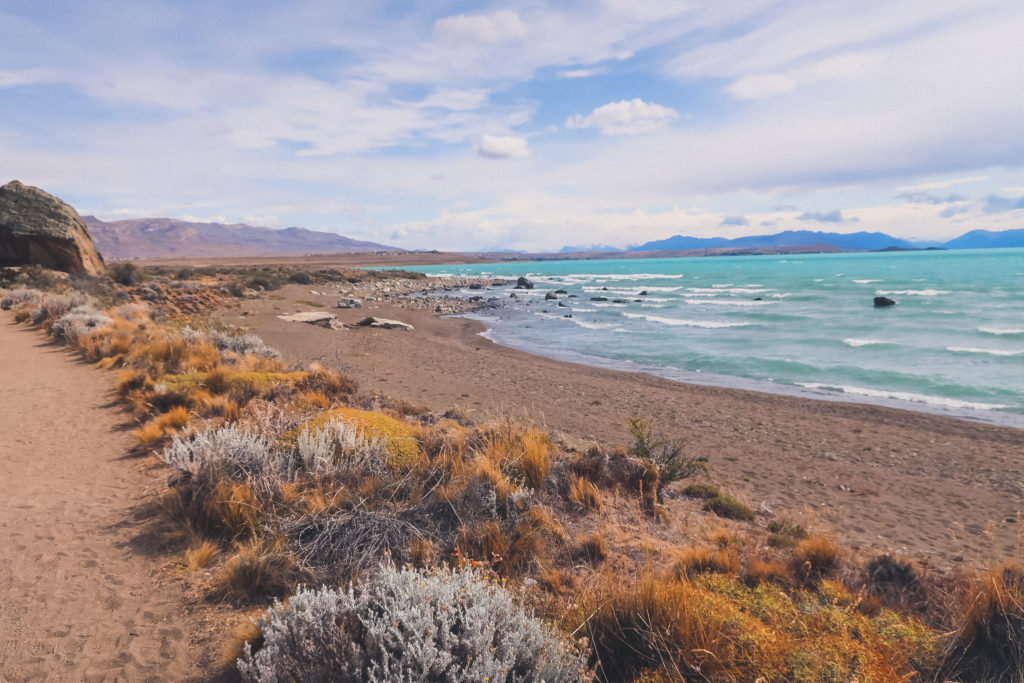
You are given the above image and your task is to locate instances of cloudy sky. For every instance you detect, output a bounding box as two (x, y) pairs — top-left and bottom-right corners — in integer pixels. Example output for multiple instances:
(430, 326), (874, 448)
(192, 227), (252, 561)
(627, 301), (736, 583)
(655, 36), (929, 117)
(2, 0), (1023, 251)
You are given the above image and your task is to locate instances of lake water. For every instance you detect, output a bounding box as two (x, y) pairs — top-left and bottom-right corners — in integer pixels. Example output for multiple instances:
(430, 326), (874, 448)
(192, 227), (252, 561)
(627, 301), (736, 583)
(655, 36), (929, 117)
(403, 248), (1024, 427)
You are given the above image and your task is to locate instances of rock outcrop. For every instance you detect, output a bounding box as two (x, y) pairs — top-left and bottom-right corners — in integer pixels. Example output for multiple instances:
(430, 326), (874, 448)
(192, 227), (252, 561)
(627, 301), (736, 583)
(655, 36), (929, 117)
(873, 296), (896, 308)
(514, 276), (534, 290)
(0, 180), (105, 275)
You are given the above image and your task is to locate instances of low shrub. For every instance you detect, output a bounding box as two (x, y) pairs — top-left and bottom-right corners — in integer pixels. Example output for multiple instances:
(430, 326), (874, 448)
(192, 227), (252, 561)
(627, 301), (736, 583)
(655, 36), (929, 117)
(681, 483), (720, 499)
(0, 287), (44, 310)
(161, 424), (272, 480)
(703, 495), (755, 521)
(237, 566), (590, 682)
(942, 563), (1024, 682)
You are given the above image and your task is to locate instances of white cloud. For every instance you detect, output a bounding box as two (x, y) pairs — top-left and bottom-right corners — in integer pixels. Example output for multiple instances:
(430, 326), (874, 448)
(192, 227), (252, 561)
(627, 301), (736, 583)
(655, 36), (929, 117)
(433, 10), (526, 44)
(475, 134), (530, 159)
(725, 52), (879, 99)
(566, 99), (679, 135)
(558, 67), (607, 79)
(899, 176), (989, 192)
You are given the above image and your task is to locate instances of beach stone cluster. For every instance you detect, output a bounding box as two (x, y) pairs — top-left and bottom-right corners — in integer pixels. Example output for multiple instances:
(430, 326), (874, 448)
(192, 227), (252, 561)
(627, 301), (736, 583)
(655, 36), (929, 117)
(344, 276), (508, 315)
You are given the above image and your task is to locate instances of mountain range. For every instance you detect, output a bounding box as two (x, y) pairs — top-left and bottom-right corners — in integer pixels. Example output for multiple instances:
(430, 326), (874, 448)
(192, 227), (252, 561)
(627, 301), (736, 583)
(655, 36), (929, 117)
(84, 216), (398, 259)
(81, 214), (1024, 260)
(615, 228), (1024, 253)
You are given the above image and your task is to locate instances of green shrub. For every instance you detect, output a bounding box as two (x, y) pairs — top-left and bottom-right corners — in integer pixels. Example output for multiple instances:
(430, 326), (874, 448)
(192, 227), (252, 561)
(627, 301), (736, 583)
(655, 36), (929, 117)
(703, 495), (755, 521)
(681, 483), (720, 499)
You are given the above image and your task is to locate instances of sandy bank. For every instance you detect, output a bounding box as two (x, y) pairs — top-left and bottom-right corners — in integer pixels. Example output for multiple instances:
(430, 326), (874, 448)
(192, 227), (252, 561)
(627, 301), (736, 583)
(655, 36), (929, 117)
(219, 283), (1024, 568)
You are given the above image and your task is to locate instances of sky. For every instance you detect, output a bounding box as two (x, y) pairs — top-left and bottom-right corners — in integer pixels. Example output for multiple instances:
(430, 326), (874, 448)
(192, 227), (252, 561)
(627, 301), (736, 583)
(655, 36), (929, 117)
(2, 0), (1024, 252)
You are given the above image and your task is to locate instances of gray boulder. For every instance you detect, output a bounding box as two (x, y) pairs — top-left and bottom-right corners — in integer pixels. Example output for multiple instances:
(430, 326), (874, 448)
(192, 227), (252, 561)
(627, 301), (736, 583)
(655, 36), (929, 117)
(0, 180), (105, 275)
(337, 297), (363, 309)
(514, 276), (534, 290)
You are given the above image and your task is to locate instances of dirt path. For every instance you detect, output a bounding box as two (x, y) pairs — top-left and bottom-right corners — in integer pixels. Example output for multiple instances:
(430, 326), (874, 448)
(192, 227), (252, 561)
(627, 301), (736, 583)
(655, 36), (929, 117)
(0, 315), (216, 681)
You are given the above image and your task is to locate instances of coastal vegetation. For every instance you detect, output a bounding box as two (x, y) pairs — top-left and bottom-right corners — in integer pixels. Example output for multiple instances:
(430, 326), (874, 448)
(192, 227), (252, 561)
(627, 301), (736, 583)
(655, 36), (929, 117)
(3, 265), (1024, 681)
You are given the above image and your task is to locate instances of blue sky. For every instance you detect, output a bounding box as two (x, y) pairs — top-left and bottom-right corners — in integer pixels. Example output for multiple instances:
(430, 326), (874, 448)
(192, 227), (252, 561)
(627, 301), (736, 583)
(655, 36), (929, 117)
(2, 0), (1023, 251)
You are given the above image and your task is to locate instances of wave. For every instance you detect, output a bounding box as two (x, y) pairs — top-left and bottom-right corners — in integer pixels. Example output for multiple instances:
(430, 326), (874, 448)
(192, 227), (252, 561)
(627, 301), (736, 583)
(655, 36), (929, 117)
(979, 327), (1024, 336)
(947, 346), (1024, 357)
(843, 338), (889, 347)
(853, 279), (880, 284)
(796, 383), (1009, 411)
(687, 287), (772, 295)
(875, 289), (951, 296)
(571, 319), (619, 330)
(621, 312), (750, 328)
(684, 299), (775, 307)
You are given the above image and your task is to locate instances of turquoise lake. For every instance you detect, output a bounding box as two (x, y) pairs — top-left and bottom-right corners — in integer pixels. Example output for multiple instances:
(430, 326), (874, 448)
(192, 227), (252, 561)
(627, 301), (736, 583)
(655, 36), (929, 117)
(400, 248), (1024, 427)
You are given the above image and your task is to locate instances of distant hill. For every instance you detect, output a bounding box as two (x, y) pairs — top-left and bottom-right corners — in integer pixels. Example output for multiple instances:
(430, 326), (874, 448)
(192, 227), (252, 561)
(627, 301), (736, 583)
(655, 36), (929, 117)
(558, 244), (623, 253)
(942, 229), (1024, 249)
(84, 216), (399, 260)
(631, 230), (914, 252)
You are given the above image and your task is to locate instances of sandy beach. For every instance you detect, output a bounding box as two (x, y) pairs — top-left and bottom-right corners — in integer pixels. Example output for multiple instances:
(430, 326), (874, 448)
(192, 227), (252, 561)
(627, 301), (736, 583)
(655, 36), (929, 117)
(218, 281), (1024, 568)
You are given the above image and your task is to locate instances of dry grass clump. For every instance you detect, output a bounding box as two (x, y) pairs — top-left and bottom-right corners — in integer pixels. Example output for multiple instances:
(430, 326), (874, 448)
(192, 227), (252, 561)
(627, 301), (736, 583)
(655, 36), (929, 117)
(572, 570), (940, 682)
(744, 558), (792, 586)
(791, 534), (841, 584)
(575, 533), (608, 566)
(218, 537), (298, 604)
(673, 546), (740, 578)
(941, 563), (1024, 681)
(186, 540), (219, 570)
(567, 475), (603, 511)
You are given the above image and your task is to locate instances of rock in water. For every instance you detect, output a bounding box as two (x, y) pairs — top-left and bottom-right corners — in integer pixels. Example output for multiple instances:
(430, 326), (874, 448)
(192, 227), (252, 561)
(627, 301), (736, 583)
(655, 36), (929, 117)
(514, 276), (534, 290)
(545, 292), (557, 300)
(873, 296), (896, 307)
(0, 180), (105, 275)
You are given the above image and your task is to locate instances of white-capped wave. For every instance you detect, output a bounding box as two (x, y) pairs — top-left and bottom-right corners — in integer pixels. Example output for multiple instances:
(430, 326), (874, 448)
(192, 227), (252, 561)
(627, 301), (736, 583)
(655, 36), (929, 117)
(684, 298), (775, 306)
(947, 346), (1024, 357)
(621, 312), (750, 328)
(979, 327), (1024, 336)
(572, 319), (619, 330)
(875, 289), (951, 296)
(853, 279), (880, 284)
(687, 287), (771, 295)
(796, 383), (1008, 411)
(843, 338), (888, 347)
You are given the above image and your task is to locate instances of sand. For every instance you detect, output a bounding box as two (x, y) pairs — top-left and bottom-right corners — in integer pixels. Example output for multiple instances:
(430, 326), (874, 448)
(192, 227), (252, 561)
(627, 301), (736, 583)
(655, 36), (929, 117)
(222, 283), (1024, 568)
(0, 315), (218, 681)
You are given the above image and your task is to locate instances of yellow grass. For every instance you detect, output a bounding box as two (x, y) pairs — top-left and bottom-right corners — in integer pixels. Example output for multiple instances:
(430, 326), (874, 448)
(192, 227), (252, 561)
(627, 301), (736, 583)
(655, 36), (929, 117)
(567, 475), (603, 511)
(185, 540), (219, 570)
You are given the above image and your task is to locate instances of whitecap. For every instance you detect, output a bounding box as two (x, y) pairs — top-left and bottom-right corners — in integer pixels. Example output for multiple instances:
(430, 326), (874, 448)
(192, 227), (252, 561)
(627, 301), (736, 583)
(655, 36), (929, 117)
(684, 299), (775, 307)
(843, 338), (888, 347)
(979, 327), (1024, 336)
(946, 346), (1024, 357)
(621, 312), (750, 328)
(853, 279), (880, 284)
(796, 383), (1009, 411)
(875, 289), (951, 296)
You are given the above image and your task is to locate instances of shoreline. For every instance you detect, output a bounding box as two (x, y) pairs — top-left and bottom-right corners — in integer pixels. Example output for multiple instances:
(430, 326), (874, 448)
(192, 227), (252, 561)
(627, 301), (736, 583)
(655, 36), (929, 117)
(218, 281), (1024, 569)
(463, 310), (1024, 430)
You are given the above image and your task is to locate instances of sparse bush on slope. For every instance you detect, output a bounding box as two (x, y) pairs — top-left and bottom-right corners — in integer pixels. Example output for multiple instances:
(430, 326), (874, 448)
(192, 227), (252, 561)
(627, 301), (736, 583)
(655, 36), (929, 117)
(237, 565), (591, 683)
